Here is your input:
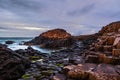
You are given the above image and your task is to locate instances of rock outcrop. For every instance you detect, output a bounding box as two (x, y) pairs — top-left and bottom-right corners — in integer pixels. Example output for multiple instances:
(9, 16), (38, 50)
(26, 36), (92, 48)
(5, 40), (15, 44)
(99, 21), (120, 35)
(25, 29), (74, 48)
(64, 63), (120, 80)
(0, 44), (30, 80)
(63, 21), (120, 80)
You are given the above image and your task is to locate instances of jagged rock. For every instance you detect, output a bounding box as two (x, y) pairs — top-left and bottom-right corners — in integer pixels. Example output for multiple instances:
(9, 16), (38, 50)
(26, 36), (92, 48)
(99, 21), (120, 35)
(0, 44), (30, 80)
(24, 29), (74, 48)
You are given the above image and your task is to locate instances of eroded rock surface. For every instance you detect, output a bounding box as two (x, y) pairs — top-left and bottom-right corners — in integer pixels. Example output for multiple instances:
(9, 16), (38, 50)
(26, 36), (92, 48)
(24, 29), (74, 48)
(0, 44), (30, 80)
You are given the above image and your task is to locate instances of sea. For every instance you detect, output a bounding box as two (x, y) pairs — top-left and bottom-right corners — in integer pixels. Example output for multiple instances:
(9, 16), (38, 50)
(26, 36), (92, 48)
(0, 37), (55, 53)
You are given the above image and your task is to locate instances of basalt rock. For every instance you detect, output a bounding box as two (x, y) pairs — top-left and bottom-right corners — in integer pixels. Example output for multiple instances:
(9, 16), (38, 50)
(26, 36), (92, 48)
(24, 29), (74, 48)
(64, 64), (120, 80)
(99, 21), (120, 35)
(5, 40), (15, 44)
(0, 44), (30, 80)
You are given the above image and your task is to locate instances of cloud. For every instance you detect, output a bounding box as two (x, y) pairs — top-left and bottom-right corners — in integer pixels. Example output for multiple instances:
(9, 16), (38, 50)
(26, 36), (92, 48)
(0, 0), (120, 37)
(67, 3), (95, 16)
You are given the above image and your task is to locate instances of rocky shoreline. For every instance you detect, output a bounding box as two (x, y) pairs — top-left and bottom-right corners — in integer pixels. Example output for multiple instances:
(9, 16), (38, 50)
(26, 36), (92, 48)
(0, 21), (120, 80)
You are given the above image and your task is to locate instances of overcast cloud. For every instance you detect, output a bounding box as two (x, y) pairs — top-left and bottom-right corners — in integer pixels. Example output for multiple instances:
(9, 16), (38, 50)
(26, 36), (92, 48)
(0, 0), (120, 37)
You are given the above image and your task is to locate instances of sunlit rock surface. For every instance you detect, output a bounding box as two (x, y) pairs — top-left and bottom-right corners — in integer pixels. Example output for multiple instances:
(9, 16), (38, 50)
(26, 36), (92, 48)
(25, 28), (74, 48)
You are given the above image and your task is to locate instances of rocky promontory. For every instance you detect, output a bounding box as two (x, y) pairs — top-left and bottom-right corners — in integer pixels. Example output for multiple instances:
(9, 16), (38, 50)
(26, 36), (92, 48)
(24, 28), (74, 48)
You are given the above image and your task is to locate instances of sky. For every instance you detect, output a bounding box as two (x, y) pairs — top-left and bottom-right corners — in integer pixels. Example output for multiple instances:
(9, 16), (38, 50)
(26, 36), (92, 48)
(0, 0), (120, 37)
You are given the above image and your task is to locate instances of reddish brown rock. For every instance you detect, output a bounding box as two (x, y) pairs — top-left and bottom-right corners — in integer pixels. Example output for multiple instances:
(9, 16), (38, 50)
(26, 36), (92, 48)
(99, 21), (120, 35)
(89, 72), (120, 80)
(113, 37), (120, 46)
(103, 45), (113, 52)
(53, 73), (66, 80)
(64, 64), (120, 80)
(89, 64), (120, 80)
(64, 63), (97, 79)
(116, 42), (120, 49)
(24, 29), (74, 48)
(95, 44), (103, 51)
(106, 37), (115, 45)
(112, 49), (120, 57)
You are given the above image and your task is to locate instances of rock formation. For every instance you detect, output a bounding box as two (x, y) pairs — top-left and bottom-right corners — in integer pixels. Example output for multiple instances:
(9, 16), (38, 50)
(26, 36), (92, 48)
(5, 40), (15, 44)
(63, 21), (120, 80)
(99, 21), (120, 35)
(25, 28), (74, 48)
(0, 44), (30, 80)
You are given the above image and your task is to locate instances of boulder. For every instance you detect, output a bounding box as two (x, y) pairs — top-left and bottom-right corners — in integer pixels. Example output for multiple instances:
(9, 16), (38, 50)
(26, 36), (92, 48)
(5, 40), (15, 44)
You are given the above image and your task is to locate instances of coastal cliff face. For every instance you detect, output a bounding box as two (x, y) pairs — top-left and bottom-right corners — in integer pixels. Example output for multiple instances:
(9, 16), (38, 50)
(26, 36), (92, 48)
(25, 28), (74, 48)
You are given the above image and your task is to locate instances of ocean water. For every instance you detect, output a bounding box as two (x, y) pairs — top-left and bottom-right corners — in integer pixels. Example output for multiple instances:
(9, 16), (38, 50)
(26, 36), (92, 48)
(0, 37), (54, 53)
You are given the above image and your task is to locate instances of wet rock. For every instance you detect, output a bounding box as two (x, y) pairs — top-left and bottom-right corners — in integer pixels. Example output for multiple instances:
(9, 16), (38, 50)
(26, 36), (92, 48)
(5, 40), (15, 44)
(0, 46), (30, 80)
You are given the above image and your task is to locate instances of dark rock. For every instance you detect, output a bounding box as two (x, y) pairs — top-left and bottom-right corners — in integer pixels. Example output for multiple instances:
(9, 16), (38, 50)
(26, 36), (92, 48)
(0, 46), (30, 80)
(5, 40), (15, 44)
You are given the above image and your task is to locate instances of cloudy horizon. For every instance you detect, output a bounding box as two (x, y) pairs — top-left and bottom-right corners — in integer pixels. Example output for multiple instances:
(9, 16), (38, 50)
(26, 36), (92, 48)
(0, 0), (120, 37)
